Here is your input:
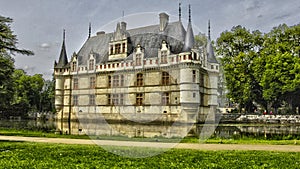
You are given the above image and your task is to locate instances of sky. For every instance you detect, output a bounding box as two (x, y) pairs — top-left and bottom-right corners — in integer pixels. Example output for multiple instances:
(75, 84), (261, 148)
(0, 0), (300, 80)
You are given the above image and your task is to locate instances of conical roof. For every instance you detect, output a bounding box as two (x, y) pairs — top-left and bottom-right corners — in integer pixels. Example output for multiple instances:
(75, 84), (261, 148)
(207, 39), (218, 63)
(55, 31), (69, 68)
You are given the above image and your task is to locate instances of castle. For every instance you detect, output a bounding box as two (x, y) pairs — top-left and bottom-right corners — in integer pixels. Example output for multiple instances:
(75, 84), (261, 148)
(54, 5), (219, 135)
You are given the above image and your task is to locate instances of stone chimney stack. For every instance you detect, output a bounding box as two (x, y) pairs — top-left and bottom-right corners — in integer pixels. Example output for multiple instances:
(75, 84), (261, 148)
(159, 13), (169, 32)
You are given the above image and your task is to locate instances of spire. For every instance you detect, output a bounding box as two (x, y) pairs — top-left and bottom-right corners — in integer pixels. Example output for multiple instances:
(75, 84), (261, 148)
(183, 4), (194, 52)
(55, 29), (68, 68)
(188, 4), (191, 22)
(208, 20), (211, 40)
(179, 2), (181, 21)
(88, 22), (91, 39)
(207, 21), (218, 63)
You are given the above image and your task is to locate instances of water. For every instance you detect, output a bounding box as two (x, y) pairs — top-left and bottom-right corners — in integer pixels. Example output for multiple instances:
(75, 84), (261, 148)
(1, 119), (300, 139)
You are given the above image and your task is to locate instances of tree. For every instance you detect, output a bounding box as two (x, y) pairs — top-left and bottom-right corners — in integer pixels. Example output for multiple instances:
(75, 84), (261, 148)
(216, 26), (263, 113)
(0, 15), (33, 113)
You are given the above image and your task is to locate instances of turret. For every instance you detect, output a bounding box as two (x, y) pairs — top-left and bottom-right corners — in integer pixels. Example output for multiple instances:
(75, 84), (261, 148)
(183, 4), (194, 52)
(55, 30), (69, 68)
(207, 20), (218, 64)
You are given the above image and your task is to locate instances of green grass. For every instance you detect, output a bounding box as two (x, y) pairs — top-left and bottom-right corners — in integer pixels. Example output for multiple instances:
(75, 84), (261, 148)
(0, 141), (299, 168)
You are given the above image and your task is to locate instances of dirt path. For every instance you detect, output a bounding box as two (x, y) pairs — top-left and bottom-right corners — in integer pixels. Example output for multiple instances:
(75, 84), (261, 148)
(1, 135), (300, 152)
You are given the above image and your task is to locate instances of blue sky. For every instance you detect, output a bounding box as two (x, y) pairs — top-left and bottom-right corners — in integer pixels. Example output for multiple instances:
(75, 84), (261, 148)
(0, 0), (299, 79)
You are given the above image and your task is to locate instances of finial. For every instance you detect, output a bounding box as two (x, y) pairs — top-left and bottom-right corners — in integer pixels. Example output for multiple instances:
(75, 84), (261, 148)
(208, 20), (211, 40)
(179, 2), (181, 21)
(63, 29), (66, 42)
(88, 22), (91, 38)
(188, 4), (191, 23)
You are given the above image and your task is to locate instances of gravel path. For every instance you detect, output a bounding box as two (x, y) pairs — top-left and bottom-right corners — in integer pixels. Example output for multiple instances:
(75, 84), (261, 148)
(1, 135), (300, 152)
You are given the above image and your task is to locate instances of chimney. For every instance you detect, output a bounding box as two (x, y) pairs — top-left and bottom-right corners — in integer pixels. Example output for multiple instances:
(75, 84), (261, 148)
(120, 21), (127, 30)
(159, 13), (169, 32)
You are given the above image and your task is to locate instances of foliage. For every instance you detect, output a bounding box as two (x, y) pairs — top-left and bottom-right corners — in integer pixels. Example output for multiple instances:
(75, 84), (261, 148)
(0, 15), (54, 117)
(217, 24), (300, 113)
(0, 141), (299, 168)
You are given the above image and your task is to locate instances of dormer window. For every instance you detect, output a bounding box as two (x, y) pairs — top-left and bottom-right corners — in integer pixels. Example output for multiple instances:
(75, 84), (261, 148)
(136, 54), (142, 66)
(89, 59), (94, 70)
(72, 61), (76, 72)
(161, 51), (167, 63)
(115, 44), (121, 54)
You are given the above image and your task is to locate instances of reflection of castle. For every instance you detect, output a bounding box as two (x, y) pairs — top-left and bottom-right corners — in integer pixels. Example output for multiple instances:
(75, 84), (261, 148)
(54, 4), (219, 133)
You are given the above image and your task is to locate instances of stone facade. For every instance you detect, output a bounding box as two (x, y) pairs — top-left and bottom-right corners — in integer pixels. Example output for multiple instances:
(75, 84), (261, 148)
(54, 9), (219, 134)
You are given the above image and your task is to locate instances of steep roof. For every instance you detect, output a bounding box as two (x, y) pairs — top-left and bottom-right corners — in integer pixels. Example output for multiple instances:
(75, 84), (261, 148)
(55, 39), (69, 68)
(77, 21), (186, 65)
(207, 39), (218, 63)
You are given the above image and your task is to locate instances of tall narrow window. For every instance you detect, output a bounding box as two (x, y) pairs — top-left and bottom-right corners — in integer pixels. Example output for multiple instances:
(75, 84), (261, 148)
(110, 45), (114, 54)
(73, 78), (78, 89)
(115, 43), (121, 54)
(137, 73), (143, 86)
(90, 77), (96, 88)
(161, 51), (167, 63)
(112, 94), (119, 105)
(73, 95), (78, 106)
(162, 72), (170, 85)
(72, 62), (76, 72)
(108, 76), (111, 87)
(136, 93), (143, 106)
(192, 70), (196, 83)
(120, 75), (124, 86)
(89, 95), (95, 105)
(113, 75), (119, 87)
(120, 94), (124, 105)
(122, 43), (126, 53)
(89, 59), (94, 70)
(161, 92), (170, 105)
(107, 94), (111, 105)
(136, 54), (142, 66)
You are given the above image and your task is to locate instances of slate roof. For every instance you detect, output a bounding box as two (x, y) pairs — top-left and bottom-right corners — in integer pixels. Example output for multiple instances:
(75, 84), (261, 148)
(77, 21), (187, 65)
(207, 39), (218, 63)
(55, 40), (69, 68)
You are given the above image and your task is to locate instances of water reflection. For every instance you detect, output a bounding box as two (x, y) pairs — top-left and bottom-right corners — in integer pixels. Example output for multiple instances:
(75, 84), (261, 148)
(1, 119), (300, 139)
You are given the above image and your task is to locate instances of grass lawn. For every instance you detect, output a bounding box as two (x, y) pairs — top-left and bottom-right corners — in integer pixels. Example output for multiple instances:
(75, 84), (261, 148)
(0, 141), (299, 169)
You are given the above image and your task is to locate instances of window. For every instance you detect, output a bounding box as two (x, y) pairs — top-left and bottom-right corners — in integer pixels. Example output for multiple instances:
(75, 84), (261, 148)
(90, 77), (96, 88)
(113, 75), (119, 87)
(162, 72), (170, 85)
(89, 95), (95, 105)
(72, 62), (76, 72)
(136, 54), (142, 66)
(192, 70), (196, 83)
(107, 94), (111, 105)
(136, 93), (143, 106)
(211, 65), (214, 69)
(108, 76), (111, 87)
(122, 43), (126, 53)
(115, 43), (121, 54)
(73, 95), (78, 106)
(120, 94), (124, 105)
(120, 75), (124, 86)
(161, 51), (167, 63)
(193, 93), (196, 98)
(110, 45), (114, 54)
(137, 73), (143, 86)
(161, 92), (170, 105)
(89, 59), (94, 70)
(73, 78), (78, 89)
(112, 94), (119, 105)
